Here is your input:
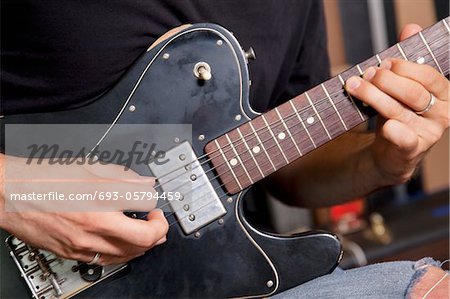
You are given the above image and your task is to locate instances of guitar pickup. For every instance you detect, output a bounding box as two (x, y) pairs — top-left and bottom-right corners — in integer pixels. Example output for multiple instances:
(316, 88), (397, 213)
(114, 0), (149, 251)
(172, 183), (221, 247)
(149, 141), (226, 235)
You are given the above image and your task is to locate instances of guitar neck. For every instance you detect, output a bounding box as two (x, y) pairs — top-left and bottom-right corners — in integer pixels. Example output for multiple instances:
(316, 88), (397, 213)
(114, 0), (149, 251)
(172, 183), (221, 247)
(206, 17), (450, 194)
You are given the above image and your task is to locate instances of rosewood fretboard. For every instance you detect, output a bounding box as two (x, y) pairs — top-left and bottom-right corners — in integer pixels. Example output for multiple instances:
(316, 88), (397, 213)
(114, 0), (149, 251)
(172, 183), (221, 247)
(205, 17), (450, 194)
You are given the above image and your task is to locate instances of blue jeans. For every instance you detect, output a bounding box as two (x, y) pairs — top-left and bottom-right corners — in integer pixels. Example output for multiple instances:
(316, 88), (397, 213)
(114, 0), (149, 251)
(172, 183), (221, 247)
(274, 258), (443, 299)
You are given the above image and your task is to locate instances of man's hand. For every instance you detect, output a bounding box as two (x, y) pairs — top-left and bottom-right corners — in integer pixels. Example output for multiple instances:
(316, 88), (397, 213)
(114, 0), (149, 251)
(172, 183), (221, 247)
(345, 24), (449, 186)
(0, 154), (169, 265)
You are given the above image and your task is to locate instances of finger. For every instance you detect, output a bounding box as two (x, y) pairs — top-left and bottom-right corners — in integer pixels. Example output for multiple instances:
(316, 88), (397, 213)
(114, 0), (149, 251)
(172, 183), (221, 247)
(81, 251), (145, 266)
(399, 24), (423, 41)
(380, 119), (419, 154)
(346, 76), (416, 123)
(101, 209), (169, 248)
(387, 59), (449, 101)
(362, 65), (442, 115)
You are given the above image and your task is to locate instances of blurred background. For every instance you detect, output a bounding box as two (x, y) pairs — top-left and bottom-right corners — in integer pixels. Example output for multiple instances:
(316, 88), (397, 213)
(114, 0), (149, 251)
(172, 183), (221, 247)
(247, 0), (449, 270)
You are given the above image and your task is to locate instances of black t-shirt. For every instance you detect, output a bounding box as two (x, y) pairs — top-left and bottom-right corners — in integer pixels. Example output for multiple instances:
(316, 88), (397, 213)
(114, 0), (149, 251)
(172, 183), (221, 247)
(1, 0), (330, 115)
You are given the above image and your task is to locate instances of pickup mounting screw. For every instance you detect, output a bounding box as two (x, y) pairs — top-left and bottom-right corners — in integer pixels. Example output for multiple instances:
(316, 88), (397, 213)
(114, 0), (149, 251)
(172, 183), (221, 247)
(188, 214), (195, 221)
(179, 154), (186, 161)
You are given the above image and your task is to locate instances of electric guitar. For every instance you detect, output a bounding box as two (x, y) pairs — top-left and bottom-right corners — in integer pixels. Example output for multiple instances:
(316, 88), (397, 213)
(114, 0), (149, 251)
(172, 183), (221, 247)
(1, 18), (449, 298)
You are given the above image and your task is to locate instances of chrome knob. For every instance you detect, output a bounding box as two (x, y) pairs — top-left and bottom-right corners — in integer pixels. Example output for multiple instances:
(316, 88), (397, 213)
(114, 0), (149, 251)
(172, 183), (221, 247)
(193, 62), (212, 81)
(244, 47), (256, 60)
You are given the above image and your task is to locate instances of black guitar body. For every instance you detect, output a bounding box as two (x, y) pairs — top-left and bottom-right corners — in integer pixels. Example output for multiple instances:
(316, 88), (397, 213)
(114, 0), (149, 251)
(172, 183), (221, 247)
(1, 24), (341, 298)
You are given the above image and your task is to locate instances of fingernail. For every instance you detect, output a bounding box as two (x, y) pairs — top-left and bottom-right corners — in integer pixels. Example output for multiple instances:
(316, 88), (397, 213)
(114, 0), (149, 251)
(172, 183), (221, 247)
(155, 237), (167, 245)
(346, 77), (361, 90)
(363, 67), (377, 81)
(153, 208), (164, 215)
(380, 59), (392, 70)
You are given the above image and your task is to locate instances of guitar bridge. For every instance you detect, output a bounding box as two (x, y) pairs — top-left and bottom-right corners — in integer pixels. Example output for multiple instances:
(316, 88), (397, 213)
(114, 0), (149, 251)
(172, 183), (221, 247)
(6, 236), (127, 299)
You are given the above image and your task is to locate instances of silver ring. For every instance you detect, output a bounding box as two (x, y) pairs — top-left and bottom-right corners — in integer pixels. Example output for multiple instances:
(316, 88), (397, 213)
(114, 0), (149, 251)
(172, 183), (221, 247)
(416, 92), (436, 115)
(87, 252), (101, 265)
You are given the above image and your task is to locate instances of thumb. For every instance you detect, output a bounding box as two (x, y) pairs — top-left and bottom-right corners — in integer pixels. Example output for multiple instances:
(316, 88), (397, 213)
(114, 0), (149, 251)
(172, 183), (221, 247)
(399, 24), (423, 41)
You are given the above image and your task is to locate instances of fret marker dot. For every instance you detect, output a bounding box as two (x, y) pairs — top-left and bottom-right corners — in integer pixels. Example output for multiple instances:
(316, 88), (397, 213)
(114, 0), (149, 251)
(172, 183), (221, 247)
(230, 158), (238, 166)
(306, 117), (315, 124)
(417, 57), (425, 64)
(252, 146), (261, 154)
(277, 132), (286, 140)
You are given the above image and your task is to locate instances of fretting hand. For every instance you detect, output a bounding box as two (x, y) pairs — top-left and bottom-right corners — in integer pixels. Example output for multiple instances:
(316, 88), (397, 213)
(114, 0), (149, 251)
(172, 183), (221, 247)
(346, 24), (449, 186)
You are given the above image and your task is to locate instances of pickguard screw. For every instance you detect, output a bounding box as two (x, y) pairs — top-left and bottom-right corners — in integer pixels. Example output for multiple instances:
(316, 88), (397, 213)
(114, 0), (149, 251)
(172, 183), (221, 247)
(198, 134), (205, 141)
(129, 105), (136, 112)
(218, 219), (224, 225)
(162, 53), (170, 60)
(217, 40), (223, 46)
(227, 197), (233, 203)
(235, 114), (242, 121)
(174, 137), (180, 143)
(267, 280), (274, 288)
(194, 232), (201, 238)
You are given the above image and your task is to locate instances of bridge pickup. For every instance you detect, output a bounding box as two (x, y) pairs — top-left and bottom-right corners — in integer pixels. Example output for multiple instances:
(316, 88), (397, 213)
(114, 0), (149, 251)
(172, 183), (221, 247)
(149, 141), (226, 235)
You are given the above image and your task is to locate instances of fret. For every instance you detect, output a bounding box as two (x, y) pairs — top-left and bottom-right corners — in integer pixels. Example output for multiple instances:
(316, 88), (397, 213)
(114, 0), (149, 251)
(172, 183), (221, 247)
(248, 121), (276, 171)
(356, 64), (363, 75)
(289, 101), (317, 148)
(261, 114), (289, 163)
(214, 139), (243, 190)
(274, 107), (302, 156)
(375, 54), (382, 64)
(225, 133), (253, 184)
(338, 74), (365, 121)
(419, 32), (444, 74)
(396, 43), (408, 60)
(236, 128), (265, 178)
(443, 19), (450, 34)
(305, 92), (332, 140)
(321, 83), (347, 130)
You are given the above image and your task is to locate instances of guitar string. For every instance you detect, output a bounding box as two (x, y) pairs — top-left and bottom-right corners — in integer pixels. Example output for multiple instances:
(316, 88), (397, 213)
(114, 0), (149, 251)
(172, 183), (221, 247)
(19, 42), (448, 277)
(127, 49), (449, 221)
(148, 39), (449, 193)
(148, 49), (449, 214)
(159, 53), (449, 222)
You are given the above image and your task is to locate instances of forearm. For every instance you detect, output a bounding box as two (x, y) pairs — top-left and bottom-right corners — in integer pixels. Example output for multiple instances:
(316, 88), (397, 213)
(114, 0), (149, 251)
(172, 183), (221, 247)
(266, 127), (390, 208)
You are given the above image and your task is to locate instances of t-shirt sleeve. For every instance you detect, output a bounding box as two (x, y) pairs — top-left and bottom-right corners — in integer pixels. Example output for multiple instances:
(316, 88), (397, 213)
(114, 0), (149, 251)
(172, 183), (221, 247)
(273, 0), (331, 107)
